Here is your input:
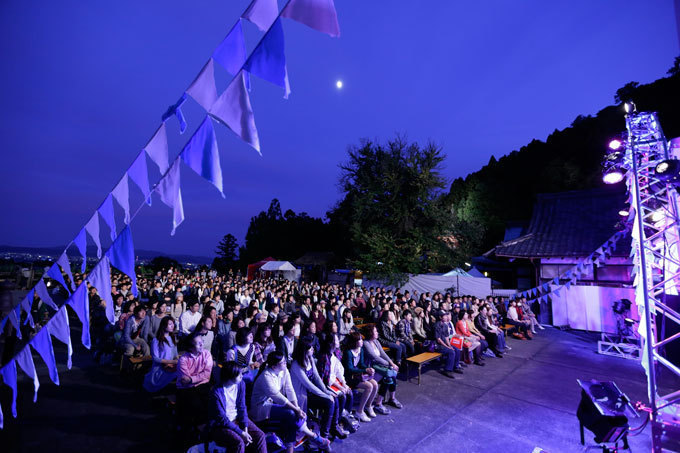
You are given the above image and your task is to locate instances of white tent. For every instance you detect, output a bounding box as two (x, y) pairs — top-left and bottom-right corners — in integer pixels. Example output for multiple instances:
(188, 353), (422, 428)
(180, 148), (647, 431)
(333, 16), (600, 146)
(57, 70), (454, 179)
(259, 261), (300, 282)
(400, 274), (491, 299)
(443, 268), (473, 277)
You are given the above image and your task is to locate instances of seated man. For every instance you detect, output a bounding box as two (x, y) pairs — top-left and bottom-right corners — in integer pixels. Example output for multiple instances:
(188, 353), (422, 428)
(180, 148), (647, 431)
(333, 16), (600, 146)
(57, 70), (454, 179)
(177, 336), (214, 428)
(209, 361), (267, 453)
(434, 311), (463, 379)
(121, 305), (150, 357)
(396, 309), (416, 358)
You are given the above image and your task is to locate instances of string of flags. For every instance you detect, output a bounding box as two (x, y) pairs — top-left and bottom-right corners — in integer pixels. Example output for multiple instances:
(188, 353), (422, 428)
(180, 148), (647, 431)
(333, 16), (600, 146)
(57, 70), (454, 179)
(0, 0), (340, 428)
(512, 227), (630, 306)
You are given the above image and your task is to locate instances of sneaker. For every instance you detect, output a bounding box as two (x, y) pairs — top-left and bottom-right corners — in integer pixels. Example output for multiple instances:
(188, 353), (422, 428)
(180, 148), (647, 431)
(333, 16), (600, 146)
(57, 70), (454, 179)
(474, 360), (485, 366)
(538, 325), (546, 330)
(374, 404), (391, 415)
(440, 370), (456, 379)
(366, 407), (377, 418)
(453, 368), (464, 374)
(386, 398), (403, 409)
(331, 426), (349, 439)
(310, 436), (332, 451)
(357, 411), (371, 422)
(504, 345), (512, 351)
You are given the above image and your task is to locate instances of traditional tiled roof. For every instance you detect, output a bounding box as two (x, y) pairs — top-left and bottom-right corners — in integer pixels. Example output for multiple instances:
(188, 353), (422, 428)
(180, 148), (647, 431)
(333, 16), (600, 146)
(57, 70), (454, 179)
(494, 188), (630, 258)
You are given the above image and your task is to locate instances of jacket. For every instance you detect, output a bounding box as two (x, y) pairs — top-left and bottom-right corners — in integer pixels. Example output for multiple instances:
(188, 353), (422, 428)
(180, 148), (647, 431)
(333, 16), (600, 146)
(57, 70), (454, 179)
(250, 368), (297, 421)
(209, 380), (248, 435)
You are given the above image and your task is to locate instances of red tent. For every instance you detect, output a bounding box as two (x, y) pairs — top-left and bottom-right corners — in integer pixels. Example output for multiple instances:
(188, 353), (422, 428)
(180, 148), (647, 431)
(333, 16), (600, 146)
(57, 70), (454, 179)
(247, 257), (275, 281)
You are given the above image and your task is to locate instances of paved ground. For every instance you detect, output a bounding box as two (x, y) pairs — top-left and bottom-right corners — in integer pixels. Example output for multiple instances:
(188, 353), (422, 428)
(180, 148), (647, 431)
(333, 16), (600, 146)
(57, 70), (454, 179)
(0, 325), (673, 452)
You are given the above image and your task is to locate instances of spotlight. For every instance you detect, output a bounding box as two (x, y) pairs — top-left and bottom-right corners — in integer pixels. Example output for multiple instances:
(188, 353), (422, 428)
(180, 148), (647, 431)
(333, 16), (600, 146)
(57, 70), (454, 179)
(624, 102), (636, 114)
(603, 169), (625, 184)
(618, 209), (629, 217)
(577, 379), (637, 448)
(650, 209), (665, 223)
(608, 139), (623, 151)
(655, 159), (680, 185)
(46, 281), (52, 287)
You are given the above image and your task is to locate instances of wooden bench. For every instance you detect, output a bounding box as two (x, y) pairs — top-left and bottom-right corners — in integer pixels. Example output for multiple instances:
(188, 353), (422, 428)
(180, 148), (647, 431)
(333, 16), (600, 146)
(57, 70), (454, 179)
(121, 355), (152, 374)
(406, 352), (442, 385)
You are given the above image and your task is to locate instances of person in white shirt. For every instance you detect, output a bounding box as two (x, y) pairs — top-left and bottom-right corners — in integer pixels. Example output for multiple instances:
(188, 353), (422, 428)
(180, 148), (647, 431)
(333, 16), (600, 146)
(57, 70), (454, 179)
(180, 300), (202, 336)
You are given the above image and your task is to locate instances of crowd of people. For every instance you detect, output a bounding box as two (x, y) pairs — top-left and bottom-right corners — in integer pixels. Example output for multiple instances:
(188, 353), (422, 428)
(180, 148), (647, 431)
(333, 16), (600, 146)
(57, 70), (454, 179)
(74, 267), (544, 452)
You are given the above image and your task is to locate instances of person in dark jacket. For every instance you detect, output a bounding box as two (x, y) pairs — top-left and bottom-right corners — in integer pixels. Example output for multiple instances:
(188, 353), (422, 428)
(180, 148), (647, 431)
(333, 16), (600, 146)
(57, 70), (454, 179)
(209, 361), (267, 453)
(377, 310), (407, 365)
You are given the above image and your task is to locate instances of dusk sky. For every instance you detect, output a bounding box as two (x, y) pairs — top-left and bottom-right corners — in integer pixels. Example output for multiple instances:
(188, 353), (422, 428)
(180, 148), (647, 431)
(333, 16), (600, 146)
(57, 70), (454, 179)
(1, 1), (678, 259)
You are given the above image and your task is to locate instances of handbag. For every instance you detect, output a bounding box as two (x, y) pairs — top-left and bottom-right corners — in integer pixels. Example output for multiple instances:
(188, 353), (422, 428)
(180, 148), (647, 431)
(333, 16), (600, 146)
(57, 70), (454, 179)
(373, 364), (398, 379)
(450, 336), (463, 350)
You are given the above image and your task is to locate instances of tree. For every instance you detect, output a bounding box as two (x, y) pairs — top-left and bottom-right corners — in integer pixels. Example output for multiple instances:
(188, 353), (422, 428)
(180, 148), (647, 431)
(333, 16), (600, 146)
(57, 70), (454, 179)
(667, 56), (680, 77)
(329, 136), (458, 280)
(614, 81), (640, 103)
(149, 256), (180, 272)
(213, 233), (239, 273)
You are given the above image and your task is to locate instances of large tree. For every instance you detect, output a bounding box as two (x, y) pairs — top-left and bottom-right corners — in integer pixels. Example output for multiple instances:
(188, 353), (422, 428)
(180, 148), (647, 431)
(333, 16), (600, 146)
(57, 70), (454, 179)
(212, 233), (239, 273)
(329, 136), (463, 280)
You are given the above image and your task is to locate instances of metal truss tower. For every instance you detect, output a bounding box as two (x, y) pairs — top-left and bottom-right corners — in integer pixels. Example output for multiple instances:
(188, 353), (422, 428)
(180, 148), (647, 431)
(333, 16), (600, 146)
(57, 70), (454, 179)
(623, 108), (680, 451)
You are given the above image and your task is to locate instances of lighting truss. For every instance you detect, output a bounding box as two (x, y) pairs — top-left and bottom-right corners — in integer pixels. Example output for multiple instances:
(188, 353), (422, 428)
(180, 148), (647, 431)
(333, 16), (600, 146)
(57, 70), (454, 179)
(622, 109), (680, 451)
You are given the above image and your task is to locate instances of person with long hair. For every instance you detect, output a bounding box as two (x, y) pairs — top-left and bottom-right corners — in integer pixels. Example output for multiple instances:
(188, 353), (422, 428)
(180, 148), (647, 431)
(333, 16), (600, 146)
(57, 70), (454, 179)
(209, 362), (267, 453)
(300, 320), (320, 355)
(290, 338), (341, 441)
(143, 316), (179, 392)
(225, 326), (260, 382)
(253, 322), (276, 363)
(455, 311), (485, 366)
(191, 315), (215, 355)
(342, 331), (379, 423)
(362, 325), (402, 412)
(250, 352), (331, 452)
(317, 334), (356, 434)
(338, 309), (355, 342)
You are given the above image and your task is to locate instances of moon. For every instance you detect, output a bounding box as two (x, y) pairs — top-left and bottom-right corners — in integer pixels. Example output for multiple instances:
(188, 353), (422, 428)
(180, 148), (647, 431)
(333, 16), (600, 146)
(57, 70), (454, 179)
(336, 80), (343, 89)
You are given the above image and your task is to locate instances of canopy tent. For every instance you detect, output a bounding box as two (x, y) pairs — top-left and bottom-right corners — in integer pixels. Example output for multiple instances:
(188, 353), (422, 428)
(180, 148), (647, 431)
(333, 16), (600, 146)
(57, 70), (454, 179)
(259, 260), (300, 282)
(400, 274), (491, 299)
(443, 268), (473, 277)
(246, 257), (275, 281)
(467, 267), (485, 278)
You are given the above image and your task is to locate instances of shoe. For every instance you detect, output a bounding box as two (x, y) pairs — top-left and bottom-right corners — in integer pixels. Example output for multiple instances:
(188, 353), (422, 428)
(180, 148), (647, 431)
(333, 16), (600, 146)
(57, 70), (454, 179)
(493, 351), (504, 358)
(453, 368), (464, 374)
(474, 360), (485, 366)
(531, 330), (537, 335)
(538, 325), (545, 330)
(374, 404), (391, 415)
(310, 436), (332, 451)
(441, 370), (456, 379)
(366, 407), (377, 418)
(357, 412), (371, 422)
(342, 417), (358, 433)
(331, 426), (349, 439)
(387, 398), (403, 409)
(505, 345), (512, 351)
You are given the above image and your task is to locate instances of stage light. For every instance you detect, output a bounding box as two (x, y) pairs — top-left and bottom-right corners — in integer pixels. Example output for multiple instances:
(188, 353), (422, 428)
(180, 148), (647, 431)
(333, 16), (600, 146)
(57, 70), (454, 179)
(650, 209), (665, 223)
(608, 139), (623, 150)
(618, 209), (629, 217)
(603, 169), (625, 184)
(577, 379), (636, 448)
(464, 262), (471, 267)
(624, 102), (636, 114)
(655, 159), (680, 184)
(46, 281), (51, 287)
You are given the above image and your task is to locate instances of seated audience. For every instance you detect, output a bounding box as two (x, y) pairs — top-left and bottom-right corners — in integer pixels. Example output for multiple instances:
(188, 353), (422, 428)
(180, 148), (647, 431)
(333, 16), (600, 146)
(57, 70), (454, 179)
(342, 331), (379, 423)
(143, 316), (179, 392)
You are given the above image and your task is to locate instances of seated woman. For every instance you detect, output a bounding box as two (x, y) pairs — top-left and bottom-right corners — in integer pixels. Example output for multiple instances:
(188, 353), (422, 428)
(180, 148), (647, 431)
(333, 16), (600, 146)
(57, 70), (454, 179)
(362, 325), (402, 412)
(338, 309), (355, 343)
(191, 316), (215, 356)
(317, 334), (356, 434)
(276, 320), (297, 367)
(142, 301), (167, 344)
(215, 307), (234, 363)
(253, 322), (276, 363)
(412, 307), (428, 343)
(377, 311), (407, 366)
(455, 311), (485, 366)
(209, 361), (267, 453)
(300, 320), (321, 355)
(225, 327), (261, 382)
(143, 316), (179, 392)
(250, 352), (331, 453)
(177, 335), (214, 429)
(396, 309), (415, 358)
(507, 300), (531, 339)
(342, 332), (379, 423)
(290, 338), (344, 441)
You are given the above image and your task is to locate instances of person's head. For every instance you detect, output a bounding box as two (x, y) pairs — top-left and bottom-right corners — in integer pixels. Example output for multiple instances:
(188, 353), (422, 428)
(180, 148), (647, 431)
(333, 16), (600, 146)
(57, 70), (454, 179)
(302, 319), (317, 336)
(204, 305), (217, 319)
(342, 309), (352, 323)
(361, 324), (377, 341)
(267, 351), (286, 373)
(189, 301), (200, 313)
(220, 361), (243, 386)
(235, 326), (253, 346)
(255, 322), (272, 343)
(480, 305), (488, 317)
(319, 333), (339, 357)
(156, 301), (167, 316)
(176, 292), (184, 302)
(283, 320), (296, 337)
(458, 310), (467, 321)
(133, 305), (146, 320)
(293, 337), (315, 366)
(346, 331), (363, 350)
(403, 309), (412, 322)
(189, 335), (204, 354)
(156, 316), (177, 345)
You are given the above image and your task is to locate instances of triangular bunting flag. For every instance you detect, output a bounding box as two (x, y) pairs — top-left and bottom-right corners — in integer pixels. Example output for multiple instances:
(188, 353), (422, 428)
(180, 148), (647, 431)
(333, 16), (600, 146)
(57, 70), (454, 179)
(213, 20), (248, 78)
(111, 175), (130, 224)
(16, 346), (39, 402)
(554, 289), (561, 298)
(107, 225), (138, 297)
(129, 151), (152, 206)
(210, 71), (260, 153)
(181, 117), (224, 196)
(85, 213), (102, 259)
(99, 194), (117, 241)
(67, 284), (90, 349)
(157, 160), (184, 236)
(0, 360), (18, 422)
(88, 256), (114, 324)
(35, 279), (57, 310)
(47, 307), (73, 370)
(242, 0), (279, 31)
(145, 123), (170, 173)
(9, 304), (21, 340)
(73, 229), (88, 273)
(31, 328), (59, 385)
(552, 277), (560, 286)
(565, 280), (572, 289)
(20, 289), (34, 328)
(46, 263), (70, 295)
(56, 254), (76, 292)
(244, 19), (291, 98)
(186, 59), (218, 112)
(161, 94), (188, 134)
(281, 0), (340, 37)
